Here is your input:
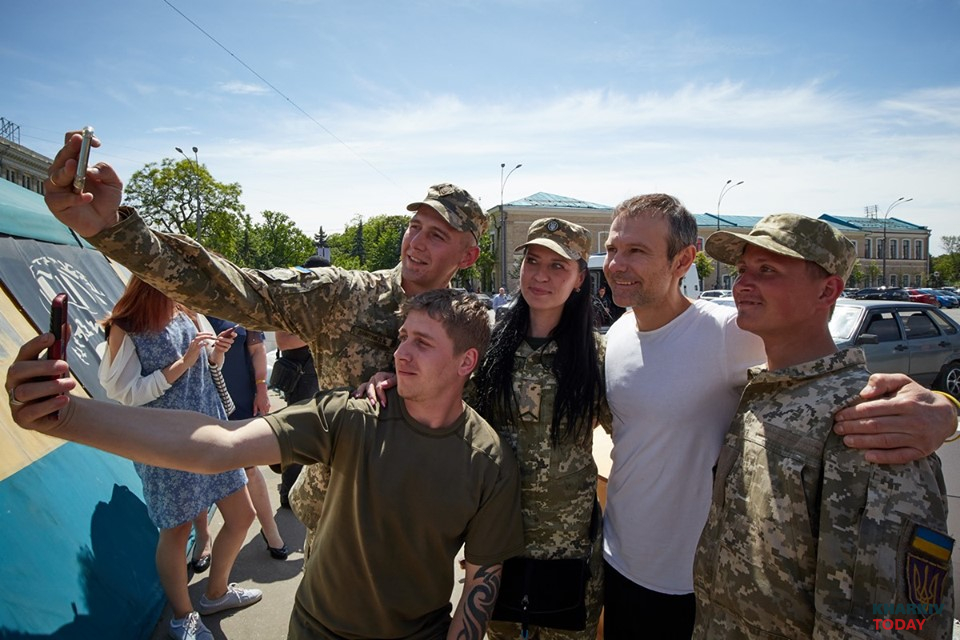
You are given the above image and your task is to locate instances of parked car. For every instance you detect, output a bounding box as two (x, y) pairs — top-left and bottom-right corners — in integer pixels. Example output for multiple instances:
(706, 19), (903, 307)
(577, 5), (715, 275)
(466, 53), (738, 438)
(705, 297), (737, 307)
(494, 296), (516, 323)
(828, 299), (960, 396)
(699, 289), (732, 299)
(852, 287), (911, 301)
(921, 288), (960, 309)
(473, 293), (493, 309)
(906, 288), (938, 306)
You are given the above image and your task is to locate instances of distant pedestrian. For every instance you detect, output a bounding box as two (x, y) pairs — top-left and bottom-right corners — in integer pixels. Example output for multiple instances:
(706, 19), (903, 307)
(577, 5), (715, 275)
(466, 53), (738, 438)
(492, 287), (510, 310)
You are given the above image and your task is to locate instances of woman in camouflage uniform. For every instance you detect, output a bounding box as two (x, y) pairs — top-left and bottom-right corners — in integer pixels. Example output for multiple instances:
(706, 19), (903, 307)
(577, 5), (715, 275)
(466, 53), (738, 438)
(473, 218), (608, 640)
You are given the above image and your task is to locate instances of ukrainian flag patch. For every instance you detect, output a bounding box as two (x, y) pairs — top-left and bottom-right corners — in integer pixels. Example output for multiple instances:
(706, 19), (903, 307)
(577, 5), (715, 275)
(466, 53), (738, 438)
(905, 525), (954, 613)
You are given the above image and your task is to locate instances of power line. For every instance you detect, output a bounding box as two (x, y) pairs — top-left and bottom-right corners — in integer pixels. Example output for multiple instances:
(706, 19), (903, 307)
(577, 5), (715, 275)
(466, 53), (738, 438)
(161, 0), (399, 189)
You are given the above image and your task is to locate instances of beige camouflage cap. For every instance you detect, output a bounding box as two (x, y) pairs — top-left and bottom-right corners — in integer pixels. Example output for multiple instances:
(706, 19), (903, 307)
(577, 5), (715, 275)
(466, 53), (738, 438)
(706, 213), (857, 280)
(406, 183), (486, 243)
(515, 217), (591, 262)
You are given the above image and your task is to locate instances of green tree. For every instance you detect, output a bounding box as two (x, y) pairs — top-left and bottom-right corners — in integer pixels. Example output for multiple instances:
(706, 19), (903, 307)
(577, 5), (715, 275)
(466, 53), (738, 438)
(938, 236), (960, 284)
(352, 219), (366, 266)
(241, 210), (316, 269)
(848, 262), (865, 288)
(865, 262), (881, 287)
(314, 226), (329, 251)
(329, 214), (411, 271)
(123, 158), (245, 260)
(694, 251), (713, 286)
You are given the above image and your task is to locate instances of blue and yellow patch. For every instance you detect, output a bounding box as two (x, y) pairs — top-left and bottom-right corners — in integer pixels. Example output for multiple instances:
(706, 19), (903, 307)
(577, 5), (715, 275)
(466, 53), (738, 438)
(904, 525), (953, 613)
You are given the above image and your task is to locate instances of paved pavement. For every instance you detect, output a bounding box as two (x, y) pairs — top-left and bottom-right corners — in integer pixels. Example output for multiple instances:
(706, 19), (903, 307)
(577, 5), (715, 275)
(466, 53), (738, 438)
(149, 464), (305, 640)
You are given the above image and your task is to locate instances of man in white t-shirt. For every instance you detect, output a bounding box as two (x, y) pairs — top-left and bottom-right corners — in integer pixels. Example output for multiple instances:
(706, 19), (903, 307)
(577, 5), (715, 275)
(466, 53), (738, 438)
(600, 193), (959, 639)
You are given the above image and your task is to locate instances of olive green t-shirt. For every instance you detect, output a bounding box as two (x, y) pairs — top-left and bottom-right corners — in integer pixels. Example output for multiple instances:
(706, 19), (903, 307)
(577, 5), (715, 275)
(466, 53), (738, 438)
(264, 388), (524, 640)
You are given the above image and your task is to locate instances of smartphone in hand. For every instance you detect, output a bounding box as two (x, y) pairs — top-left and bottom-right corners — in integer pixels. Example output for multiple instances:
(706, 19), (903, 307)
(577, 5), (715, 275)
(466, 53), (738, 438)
(48, 292), (69, 364)
(73, 126), (94, 193)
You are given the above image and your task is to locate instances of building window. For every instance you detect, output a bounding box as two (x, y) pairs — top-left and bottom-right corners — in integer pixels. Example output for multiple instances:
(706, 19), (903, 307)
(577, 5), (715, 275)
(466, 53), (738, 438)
(877, 240), (885, 259)
(915, 274), (922, 287)
(889, 239), (898, 260)
(916, 240), (924, 261)
(890, 274), (898, 287)
(903, 239), (910, 260)
(864, 238), (872, 259)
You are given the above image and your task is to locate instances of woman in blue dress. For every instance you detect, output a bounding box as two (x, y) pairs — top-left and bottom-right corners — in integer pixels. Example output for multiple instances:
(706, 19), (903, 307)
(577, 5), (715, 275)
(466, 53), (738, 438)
(99, 277), (262, 640)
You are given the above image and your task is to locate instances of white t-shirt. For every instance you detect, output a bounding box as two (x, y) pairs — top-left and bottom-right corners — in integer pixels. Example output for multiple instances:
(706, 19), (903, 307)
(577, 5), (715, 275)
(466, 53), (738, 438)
(603, 300), (765, 594)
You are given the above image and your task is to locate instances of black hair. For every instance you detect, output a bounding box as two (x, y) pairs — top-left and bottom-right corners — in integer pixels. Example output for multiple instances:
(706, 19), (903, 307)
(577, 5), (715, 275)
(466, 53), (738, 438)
(472, 261), (604, 446)
(303, 255), (331, 268)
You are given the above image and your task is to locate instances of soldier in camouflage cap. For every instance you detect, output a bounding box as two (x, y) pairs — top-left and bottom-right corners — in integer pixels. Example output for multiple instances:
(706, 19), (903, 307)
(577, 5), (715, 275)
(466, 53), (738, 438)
(693, 214), (953, 638)
(514, 217), (591, 262)
(706, 213), (857, 281)
(407, 182), (487, 244)
(38, 132), (486, 558)
(469, 217), (609, 640)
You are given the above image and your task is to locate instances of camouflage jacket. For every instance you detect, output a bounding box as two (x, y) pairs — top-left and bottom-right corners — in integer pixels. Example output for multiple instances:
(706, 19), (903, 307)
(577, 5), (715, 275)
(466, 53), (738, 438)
(693, 348), (953, 639)
(90, 210), (409, 535)
(473, 337), (610, 559)
(89, 209), (404, 391)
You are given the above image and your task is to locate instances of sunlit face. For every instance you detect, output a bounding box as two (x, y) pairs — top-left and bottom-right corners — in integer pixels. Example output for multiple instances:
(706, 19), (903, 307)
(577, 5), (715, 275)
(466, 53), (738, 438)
(393, 310), (463, 403)
(733, 245), (831, 337)
(603, 215), (682, 309)
(520, 244), (584, 315)
(400, 206), (477, 294)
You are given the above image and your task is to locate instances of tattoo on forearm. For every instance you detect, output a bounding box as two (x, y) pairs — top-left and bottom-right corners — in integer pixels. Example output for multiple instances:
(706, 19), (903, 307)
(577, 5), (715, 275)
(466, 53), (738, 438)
(455, 563), (501, 640)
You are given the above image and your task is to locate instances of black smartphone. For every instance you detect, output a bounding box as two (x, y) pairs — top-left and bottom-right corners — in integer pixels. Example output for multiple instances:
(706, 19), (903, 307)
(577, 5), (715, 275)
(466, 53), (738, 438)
(73, 126), (94, 193)
(48, 292), (69, 363)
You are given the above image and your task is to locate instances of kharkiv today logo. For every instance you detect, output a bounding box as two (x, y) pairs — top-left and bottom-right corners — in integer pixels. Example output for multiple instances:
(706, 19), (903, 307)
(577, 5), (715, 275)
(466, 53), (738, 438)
(871, 525), (953, 633)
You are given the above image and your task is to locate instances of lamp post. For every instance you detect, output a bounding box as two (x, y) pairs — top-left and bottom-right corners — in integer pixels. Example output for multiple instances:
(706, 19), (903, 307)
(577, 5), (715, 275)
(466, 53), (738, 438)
(881, 196), (912, 286)
(499, 163), (522, 289)
(175, 146), (203, 240)
(714, 179), (744, 288)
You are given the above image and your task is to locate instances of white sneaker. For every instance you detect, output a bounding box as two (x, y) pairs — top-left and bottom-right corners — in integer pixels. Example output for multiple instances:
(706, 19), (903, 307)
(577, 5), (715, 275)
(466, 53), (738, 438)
(169, 612), (213, 640)
(197, 583), (263, 615)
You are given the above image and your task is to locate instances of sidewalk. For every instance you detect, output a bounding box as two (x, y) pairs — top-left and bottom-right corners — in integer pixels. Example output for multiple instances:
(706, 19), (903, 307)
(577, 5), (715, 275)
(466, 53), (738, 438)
(149, 464), (305, 640)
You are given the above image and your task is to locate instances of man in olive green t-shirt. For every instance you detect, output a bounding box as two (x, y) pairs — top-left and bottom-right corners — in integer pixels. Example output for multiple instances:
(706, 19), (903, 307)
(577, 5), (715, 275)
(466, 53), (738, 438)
(6, 290), (523, 640)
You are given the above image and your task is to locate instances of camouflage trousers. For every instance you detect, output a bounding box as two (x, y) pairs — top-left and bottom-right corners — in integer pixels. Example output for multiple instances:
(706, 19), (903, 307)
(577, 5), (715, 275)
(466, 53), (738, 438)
(287, 461), (330, 560)
(487, 529), (604, 640)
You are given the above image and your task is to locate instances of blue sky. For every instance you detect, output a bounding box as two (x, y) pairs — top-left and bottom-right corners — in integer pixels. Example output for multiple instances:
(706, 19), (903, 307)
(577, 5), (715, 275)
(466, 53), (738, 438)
(4, 0), (959, 251)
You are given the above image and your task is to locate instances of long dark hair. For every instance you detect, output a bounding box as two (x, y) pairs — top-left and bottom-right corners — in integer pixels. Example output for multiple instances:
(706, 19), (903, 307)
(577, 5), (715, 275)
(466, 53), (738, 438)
(473, 263), (603, 446)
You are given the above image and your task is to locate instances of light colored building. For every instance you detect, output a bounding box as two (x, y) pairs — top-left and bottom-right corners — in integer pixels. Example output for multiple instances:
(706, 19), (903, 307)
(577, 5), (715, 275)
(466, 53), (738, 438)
(488, 192), (613, 292)
(819, 213), (931, 288)
(490, 194), (932, 292)
(0, 119), (51, 196)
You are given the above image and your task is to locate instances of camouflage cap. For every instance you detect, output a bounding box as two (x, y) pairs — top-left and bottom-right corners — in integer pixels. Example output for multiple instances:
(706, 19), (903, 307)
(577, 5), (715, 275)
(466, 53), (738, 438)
(706, 213), (857, 280)
(406, 183), (486, 243)
(515, 217), (591, 262)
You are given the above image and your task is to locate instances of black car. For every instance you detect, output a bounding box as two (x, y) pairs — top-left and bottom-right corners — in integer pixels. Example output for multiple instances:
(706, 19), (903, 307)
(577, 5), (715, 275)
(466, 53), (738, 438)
(852, 287), (911, 301)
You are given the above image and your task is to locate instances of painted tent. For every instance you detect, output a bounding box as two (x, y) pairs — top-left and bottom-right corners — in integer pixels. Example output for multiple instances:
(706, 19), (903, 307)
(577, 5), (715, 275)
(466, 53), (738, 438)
(0, 178), (163, 639)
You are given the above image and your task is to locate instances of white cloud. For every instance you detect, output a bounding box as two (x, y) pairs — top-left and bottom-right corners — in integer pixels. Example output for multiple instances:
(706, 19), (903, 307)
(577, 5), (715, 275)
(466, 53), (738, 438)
(218, 81), (271, 95)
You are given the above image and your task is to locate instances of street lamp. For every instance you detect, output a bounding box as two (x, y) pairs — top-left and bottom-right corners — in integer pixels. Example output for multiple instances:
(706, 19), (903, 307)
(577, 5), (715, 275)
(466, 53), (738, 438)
(881, 196), (912, 286)
(175, 146), (203, 240)
(499, 162), (522, 289)
(714, 179), (744, 288)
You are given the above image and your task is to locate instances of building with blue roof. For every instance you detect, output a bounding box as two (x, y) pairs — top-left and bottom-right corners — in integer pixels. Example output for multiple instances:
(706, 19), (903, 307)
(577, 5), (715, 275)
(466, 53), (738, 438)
(488, 193), (931, 291)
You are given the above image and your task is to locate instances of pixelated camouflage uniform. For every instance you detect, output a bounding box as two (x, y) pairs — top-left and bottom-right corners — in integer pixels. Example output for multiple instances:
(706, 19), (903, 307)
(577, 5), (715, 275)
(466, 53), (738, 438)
(88, 209), (407, 550)
(693, 349), (953, 640)
(479, 337), (611, 640)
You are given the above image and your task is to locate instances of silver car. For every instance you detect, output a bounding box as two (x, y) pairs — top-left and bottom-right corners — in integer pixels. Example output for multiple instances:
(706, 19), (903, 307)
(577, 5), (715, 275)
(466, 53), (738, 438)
(829, 299), (960, 396)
